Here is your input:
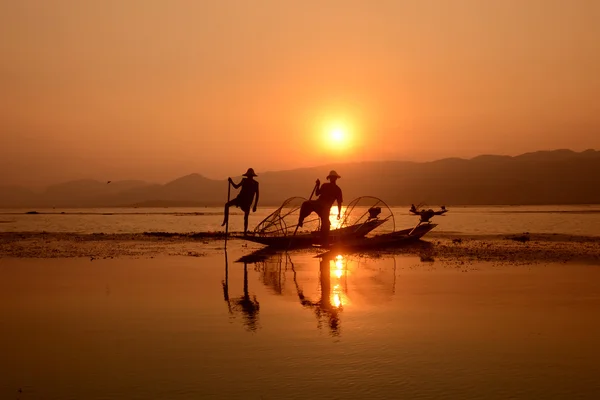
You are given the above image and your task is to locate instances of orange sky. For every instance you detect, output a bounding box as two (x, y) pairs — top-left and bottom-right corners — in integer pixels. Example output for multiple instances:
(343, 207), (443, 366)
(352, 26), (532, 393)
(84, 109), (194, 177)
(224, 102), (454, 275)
(1, 0), (599, 186)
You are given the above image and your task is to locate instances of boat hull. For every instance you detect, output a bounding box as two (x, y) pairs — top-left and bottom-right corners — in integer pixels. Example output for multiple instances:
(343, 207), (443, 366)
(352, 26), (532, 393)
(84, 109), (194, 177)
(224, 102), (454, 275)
(319, 223), (437, 251)
(235, 218), (386, 249)
(235, 221), (437, 250)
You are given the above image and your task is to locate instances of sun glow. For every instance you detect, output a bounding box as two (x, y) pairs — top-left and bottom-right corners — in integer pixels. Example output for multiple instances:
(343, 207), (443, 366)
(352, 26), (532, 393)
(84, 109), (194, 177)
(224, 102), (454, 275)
(330, 127), (345, 143)
(330, 205), (345, 229)
(321, 120), (354, 153)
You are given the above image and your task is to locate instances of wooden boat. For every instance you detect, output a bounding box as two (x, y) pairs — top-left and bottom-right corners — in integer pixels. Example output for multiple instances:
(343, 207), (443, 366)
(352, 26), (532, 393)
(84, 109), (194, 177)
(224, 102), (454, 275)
(235, 217), (388, 249)
(233, 197), (446, 250)
(313, 222), (438, 251)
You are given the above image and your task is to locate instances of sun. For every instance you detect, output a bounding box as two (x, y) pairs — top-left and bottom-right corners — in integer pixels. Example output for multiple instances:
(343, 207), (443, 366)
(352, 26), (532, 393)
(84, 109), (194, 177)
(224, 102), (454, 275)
(330, 126), (346, 144)
(323, 121), (352, 151)
(311, 115), (360, 155)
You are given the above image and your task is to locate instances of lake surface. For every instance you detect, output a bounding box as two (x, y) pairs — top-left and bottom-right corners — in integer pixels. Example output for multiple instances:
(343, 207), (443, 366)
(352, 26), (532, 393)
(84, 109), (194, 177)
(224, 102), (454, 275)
(2, 251), (600, 399)
(2, 205), (600, 236)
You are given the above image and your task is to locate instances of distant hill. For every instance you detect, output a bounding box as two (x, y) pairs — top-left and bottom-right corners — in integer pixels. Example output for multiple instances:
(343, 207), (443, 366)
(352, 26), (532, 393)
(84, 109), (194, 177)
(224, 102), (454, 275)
(1, 149), (599, 207)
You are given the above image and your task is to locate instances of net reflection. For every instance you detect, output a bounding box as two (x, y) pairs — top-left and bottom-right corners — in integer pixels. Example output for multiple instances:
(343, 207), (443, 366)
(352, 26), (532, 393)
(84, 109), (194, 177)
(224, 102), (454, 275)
(222, 250), (260, 332)
(255, 252), (288, 295)
(228, 249), (399, 336)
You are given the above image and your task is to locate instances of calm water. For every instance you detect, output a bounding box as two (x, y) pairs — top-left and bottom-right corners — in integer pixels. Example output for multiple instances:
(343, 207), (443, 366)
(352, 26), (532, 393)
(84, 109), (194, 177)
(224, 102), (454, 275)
(2, 250), (600, 399)
(2, 205), (600, 236)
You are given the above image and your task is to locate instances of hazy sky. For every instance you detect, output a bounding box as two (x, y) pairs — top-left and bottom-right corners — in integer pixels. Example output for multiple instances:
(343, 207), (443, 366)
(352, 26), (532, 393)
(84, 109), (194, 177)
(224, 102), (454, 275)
(1, 0), (599, 186)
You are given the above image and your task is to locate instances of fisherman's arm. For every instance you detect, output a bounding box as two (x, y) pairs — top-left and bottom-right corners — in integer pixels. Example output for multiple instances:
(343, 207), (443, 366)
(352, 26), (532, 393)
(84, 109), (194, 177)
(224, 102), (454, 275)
(228, 177), (242, 189)
(336, 190), (343, 219)
(314, 179), (321, 196)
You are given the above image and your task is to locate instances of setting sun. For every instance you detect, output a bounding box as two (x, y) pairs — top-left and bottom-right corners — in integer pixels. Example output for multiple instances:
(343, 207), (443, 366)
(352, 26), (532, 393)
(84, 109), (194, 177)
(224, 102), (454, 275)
(320, 120), (355, 153)
(330, 127), (346, 143)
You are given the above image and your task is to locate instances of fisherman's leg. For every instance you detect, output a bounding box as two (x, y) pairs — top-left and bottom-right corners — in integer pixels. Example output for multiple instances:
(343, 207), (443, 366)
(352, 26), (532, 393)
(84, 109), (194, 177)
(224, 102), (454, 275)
(318, 208), (331, 245)
(221, 200), (235, 226)
(243, 211), (250, 235)
(320, 218), (331, 246)
(297, 201), (315, 228)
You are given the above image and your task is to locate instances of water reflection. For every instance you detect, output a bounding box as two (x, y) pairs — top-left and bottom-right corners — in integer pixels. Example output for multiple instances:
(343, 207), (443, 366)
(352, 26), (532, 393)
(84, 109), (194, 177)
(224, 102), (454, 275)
(227, 249), (402, 337)
(291, 253), (346, 336)
(255, 252), (288, 295)
(222, 250), (260, 331)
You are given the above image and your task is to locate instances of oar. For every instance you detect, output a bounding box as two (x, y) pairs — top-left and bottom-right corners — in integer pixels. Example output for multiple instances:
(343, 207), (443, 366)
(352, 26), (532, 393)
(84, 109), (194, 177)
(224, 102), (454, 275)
(408, 220), (422, 236)
(224, 179), (231, 248)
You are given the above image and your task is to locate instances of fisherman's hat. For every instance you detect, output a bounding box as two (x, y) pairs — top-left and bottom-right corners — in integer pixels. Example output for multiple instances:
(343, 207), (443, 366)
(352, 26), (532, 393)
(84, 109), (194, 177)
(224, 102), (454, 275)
(242, 168), (257, 177)
(327, 170), (341, 180)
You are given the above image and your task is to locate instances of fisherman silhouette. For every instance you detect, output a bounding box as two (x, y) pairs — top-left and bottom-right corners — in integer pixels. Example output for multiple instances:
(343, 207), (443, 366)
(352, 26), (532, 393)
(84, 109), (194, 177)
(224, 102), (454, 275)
(222, 168), (260, 235)
(297, 170), (343, 246)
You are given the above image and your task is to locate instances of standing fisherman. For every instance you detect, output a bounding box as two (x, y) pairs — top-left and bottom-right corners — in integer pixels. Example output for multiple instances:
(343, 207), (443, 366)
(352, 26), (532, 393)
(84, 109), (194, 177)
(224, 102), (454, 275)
(222, 168), (260, 235)
(297, 170), (343, 245)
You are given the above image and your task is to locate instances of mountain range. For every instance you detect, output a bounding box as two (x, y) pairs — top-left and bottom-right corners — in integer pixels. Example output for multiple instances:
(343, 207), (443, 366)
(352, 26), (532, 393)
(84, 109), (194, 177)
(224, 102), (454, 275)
(2, 149), (600, 208)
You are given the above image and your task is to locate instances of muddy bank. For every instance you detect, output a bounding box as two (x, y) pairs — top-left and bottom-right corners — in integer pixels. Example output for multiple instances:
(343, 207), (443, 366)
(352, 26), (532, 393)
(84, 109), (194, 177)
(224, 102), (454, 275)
(371, 234), (600, 266)
(0, 231), (228, 258)
(1, 231), (599, 263)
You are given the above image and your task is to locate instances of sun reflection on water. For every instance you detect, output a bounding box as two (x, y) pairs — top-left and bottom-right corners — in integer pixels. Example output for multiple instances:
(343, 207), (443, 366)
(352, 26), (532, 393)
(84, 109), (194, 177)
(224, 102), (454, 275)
(232, 250), (398, 336)
(332, 286), (343, 308)
(334, 254), (344, 278)
(329, 206), (345, 230)
(330, 254), (348, 309)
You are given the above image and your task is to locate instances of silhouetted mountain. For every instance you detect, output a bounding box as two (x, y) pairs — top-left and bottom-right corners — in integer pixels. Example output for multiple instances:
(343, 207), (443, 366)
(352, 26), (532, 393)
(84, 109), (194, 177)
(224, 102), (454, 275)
(2, 149), (599, 207)
(159, 173), (224, 202)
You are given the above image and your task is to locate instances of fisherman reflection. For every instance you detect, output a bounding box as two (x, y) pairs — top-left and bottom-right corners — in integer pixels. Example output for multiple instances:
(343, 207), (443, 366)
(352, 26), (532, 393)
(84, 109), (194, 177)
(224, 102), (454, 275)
(222, 252), (260, 331)
(291, 253), (345, 336)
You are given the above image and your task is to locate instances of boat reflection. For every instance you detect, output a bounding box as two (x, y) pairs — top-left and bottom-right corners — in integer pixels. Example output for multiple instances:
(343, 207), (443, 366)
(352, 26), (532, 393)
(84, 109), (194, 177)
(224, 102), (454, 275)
(230, 249), (401, 336)
(222, 250), (260, 332)
(233, 250), (345, 334)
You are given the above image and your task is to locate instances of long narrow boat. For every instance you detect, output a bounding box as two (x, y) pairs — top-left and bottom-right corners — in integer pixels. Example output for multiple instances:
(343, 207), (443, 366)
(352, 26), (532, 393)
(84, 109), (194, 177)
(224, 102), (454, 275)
(236, 217), (388, 249)
(312, 222), (438, 251)
(233, 197), (446, 250)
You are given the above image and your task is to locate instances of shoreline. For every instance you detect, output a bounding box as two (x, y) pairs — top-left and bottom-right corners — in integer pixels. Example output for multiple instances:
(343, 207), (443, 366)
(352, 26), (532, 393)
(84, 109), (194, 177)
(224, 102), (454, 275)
(1, 231), (599, 264)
